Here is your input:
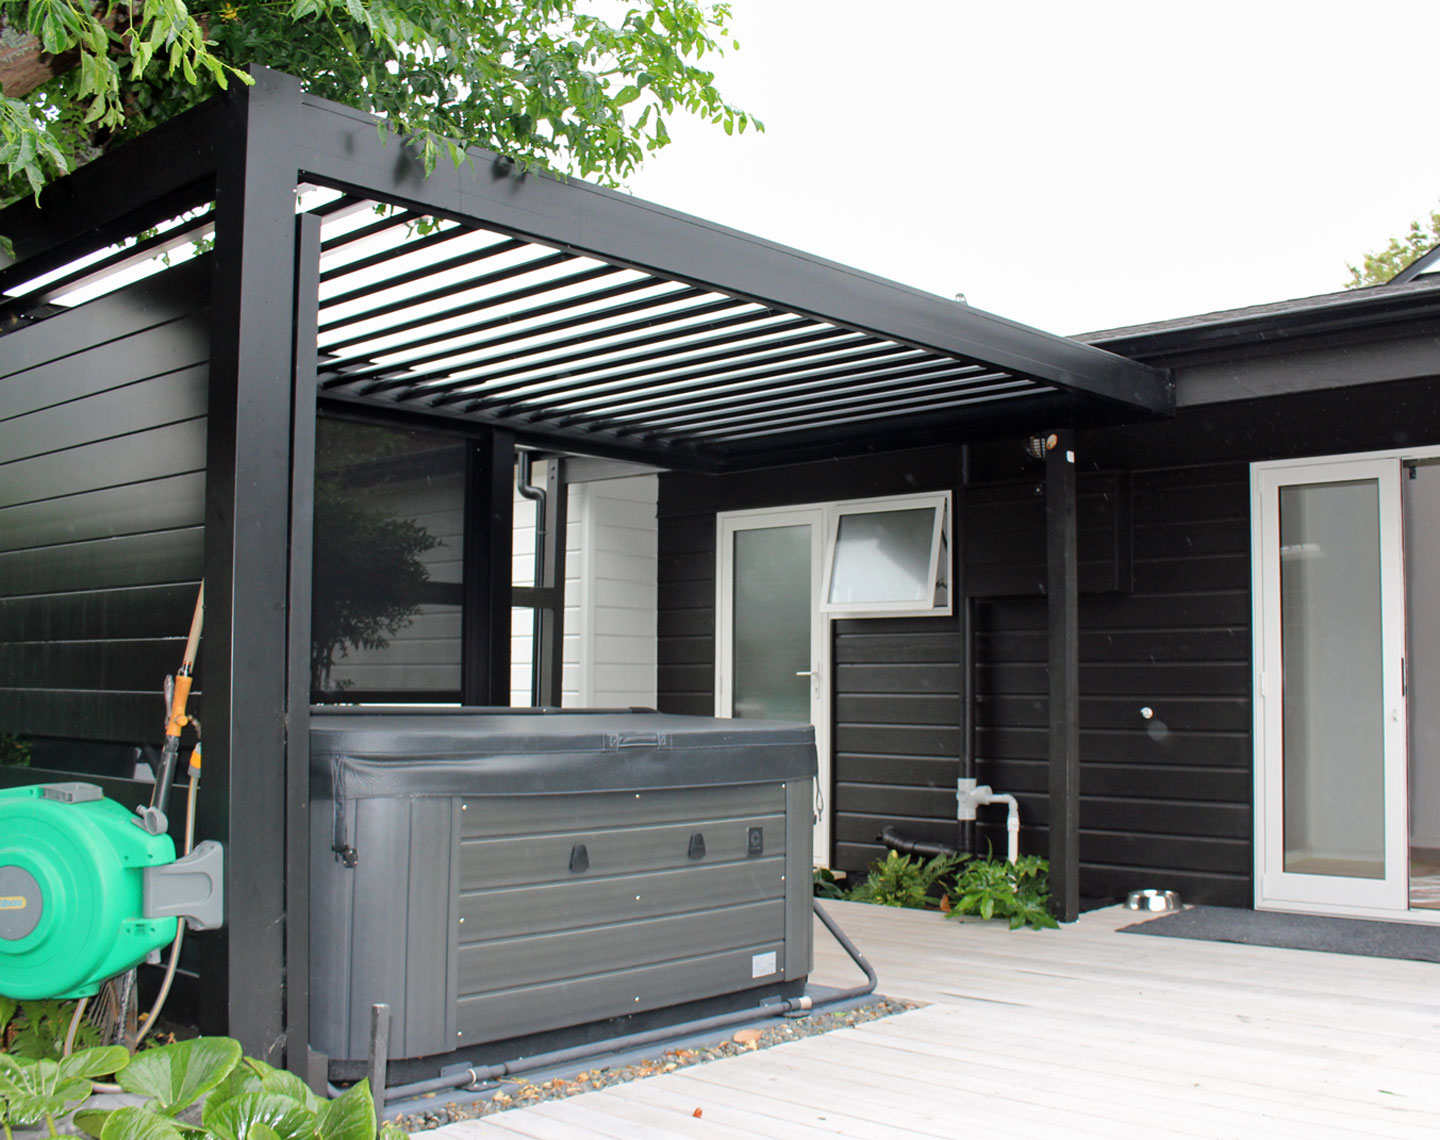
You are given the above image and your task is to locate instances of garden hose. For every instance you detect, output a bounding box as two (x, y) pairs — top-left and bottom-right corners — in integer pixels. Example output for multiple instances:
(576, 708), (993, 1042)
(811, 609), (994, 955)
(135, 745), (201, 1047)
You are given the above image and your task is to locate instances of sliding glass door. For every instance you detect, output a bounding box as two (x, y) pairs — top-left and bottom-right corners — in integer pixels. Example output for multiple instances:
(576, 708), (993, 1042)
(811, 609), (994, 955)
(1254, 457), (1409, 914)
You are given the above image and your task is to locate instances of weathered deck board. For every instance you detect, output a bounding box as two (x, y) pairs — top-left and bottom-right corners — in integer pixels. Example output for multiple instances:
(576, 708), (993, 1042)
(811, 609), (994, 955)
(415, 902), (1440, 1139)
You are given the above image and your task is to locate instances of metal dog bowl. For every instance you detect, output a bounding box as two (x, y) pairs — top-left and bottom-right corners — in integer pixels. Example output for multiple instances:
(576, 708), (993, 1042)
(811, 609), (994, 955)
(1126, 888), (1182, 913)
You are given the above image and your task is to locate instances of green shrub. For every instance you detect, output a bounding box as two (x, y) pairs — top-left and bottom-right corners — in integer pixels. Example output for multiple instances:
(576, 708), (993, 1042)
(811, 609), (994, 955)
(946, 854), (1058, 930)
(846, 849), (960, 909)
(0, 1034), (403, 1140)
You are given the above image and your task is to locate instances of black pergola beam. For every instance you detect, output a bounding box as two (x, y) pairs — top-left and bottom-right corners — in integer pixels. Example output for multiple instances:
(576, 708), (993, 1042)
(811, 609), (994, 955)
(290, 89), (1172, 417)
(0, 98), (224, 284)
(1046, 430), (1080, 923)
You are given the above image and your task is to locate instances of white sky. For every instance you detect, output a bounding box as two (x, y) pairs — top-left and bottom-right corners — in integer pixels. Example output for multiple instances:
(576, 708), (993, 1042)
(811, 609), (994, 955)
(621, 1), (1440, 336)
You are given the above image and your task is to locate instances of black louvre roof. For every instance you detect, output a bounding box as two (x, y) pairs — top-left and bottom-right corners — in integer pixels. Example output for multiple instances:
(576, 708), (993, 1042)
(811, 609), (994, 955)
(0, 73), (1173, 472)
(309, 194), (1049, 462)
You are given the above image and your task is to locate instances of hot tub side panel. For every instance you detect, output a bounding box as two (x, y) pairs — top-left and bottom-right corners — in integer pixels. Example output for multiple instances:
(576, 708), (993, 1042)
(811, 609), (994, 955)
(455, 782), (797, 1046)
(309, 796), (459, 1061)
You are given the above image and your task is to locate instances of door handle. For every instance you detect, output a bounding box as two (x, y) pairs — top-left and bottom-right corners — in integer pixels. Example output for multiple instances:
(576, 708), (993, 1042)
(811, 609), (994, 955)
(795, 670), (814, 677)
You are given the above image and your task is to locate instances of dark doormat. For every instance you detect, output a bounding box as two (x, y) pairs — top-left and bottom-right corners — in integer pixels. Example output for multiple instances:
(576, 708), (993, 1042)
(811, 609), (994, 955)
(1120, 906), (1440, 962)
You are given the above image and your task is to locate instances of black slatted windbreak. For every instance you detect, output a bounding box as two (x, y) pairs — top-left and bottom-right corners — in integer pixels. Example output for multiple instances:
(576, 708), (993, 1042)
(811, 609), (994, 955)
(308, 194), (1056, 470)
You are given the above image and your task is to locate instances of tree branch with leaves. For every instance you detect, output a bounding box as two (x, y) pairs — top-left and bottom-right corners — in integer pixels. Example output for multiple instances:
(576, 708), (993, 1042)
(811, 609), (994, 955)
(1345, 202), (1440, 288)
(0, 0), (757, 205)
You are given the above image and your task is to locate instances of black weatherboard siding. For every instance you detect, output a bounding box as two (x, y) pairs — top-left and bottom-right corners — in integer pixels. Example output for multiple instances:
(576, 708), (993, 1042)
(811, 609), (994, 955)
(0, 258), (211, 747)
(656, 449), (1253, 906)
(970, 464), (1251, 907)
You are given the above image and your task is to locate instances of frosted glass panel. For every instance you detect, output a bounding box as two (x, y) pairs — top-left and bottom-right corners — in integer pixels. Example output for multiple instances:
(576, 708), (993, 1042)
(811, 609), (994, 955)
(733, 525), (811, 723)
(827, 508), (935, 605)
(1280, 480), (1385, 878)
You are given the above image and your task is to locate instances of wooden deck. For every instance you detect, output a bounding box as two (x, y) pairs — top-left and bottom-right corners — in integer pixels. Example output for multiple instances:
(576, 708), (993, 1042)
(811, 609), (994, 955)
(416, 901), (1440, 1139)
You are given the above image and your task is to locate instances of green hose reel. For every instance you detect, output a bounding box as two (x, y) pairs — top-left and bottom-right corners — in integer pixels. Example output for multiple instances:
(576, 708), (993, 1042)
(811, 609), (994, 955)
(0, 783), (223, 1001)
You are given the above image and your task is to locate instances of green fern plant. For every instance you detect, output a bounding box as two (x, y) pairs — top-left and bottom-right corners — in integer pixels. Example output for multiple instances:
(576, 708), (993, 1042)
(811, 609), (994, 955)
(847, 849), (960, 909)
(0, 999), (99, 1060)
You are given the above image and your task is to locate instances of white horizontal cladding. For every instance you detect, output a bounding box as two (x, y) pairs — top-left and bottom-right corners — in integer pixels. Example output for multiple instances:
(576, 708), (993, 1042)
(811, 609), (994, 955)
(592, 606), (656, 639)
(509, 468), (657, 707)
(564, 474), (659, 709)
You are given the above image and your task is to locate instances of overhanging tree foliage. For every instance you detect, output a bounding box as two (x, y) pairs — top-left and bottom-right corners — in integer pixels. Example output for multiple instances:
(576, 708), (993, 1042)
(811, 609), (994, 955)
(0, 0), (756, 204)
(1346, 202), (1440, 288)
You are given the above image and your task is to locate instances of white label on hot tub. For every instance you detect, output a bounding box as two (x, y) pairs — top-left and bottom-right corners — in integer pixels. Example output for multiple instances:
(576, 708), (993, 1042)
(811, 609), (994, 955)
(751, 951), (777, 978)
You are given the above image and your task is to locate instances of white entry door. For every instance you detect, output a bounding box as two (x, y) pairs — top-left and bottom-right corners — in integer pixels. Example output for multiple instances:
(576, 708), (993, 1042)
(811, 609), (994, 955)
(1253, 457), (1409, 915)
(716, 508), (831, 864)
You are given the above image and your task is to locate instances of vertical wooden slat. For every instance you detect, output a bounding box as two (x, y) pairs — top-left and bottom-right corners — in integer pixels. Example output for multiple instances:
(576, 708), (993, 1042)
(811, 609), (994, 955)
(287, 212), (322, 1081)
(1047, 430), (1080, 922)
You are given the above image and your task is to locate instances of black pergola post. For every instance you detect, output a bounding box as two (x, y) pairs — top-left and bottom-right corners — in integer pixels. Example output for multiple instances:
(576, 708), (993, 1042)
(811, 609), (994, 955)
(200, 68), (304, 1059)
(1047, 430), (1080, 922)
(462, 431), (517, 706)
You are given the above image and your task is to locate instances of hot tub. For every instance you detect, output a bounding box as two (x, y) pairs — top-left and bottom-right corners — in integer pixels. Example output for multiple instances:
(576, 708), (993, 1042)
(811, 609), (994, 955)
(308, 707), (816, 1066)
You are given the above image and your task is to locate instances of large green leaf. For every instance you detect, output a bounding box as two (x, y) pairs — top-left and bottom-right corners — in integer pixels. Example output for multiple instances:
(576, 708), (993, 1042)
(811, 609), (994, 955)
(0, 1053), (28, 1098)
(99, 1105), (189, 1140)
(202, 1091), (316, 1140)
(211, 1059), (320, 1116)
(60, 1046), (131, 1083)
(117, 1038), (244, 1115)
(73, 1107), (114, 1137)
(4, 1092), (54, 1126)
(318, 1081), (374, 1140)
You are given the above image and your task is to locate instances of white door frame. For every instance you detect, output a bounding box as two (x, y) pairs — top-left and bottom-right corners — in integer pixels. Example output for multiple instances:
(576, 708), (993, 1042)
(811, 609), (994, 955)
(1252, 448), (1437, 921)
(715, 506), (832, 865)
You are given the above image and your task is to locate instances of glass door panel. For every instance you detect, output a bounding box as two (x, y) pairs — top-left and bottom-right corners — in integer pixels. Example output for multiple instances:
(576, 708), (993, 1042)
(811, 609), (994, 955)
(733, 525), (812, 723)
(1256, 457), (1407, 914)
(717, 508), (830, 865)
(1279, 480), (1385, 878)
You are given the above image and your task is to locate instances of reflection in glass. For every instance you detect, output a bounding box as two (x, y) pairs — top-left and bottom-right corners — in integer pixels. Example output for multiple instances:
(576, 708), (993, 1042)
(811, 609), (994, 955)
(733, 525), (811, 724)
(1280, 479), (1385, 878)
(828, 507), (936, 606)
(312, 419), (465, 700)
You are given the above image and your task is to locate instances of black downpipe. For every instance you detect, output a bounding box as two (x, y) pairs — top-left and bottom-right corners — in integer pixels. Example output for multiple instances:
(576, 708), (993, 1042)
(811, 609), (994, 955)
(357, 900), (878, 1106)
(958, 443), (975, 857)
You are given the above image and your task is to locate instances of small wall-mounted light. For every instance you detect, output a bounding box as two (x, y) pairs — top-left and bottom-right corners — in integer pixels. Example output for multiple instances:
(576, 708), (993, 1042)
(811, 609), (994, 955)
(1025, 432), (1059, 460)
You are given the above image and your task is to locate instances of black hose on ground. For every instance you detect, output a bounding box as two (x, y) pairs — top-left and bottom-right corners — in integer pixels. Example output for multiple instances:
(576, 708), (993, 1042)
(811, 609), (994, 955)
(353, 898), (879, 1106)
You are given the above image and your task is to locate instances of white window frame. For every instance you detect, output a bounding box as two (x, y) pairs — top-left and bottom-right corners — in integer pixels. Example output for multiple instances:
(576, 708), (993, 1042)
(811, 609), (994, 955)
(818, 491), (952, 618)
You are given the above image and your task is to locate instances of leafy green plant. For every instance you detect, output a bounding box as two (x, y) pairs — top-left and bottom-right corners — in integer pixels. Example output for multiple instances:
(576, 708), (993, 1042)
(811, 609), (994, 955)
(846, 849), (960, 910)
(0, 1000), (99, 1060)
(812, 867), (846, 900)
(0, 1045), (127, 1140)
(0, 1035), (398, 1140)
(946, 854), (1059, 931)
(0, 735), (29, 768)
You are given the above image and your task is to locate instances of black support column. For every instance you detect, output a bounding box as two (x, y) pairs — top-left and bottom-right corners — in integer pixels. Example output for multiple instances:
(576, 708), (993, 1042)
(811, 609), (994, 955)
(201, 68), (303, 1059)
(462, 431), (516, 706)
(1046, 430), (1080, 922)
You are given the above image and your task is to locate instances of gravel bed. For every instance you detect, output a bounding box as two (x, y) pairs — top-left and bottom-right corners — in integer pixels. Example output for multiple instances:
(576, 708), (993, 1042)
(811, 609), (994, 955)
(395, 997), (919, 1133)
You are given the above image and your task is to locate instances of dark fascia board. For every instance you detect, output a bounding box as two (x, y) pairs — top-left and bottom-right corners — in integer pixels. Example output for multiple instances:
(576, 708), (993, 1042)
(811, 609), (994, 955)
(0, 98), (226, 291)
(288, 86), (1172, 418)
(1084, 276), (1440, 364)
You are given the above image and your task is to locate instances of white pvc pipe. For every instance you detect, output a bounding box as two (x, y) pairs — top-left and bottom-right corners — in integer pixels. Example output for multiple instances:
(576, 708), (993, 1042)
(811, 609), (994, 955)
(969, 786), (1021, 863)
